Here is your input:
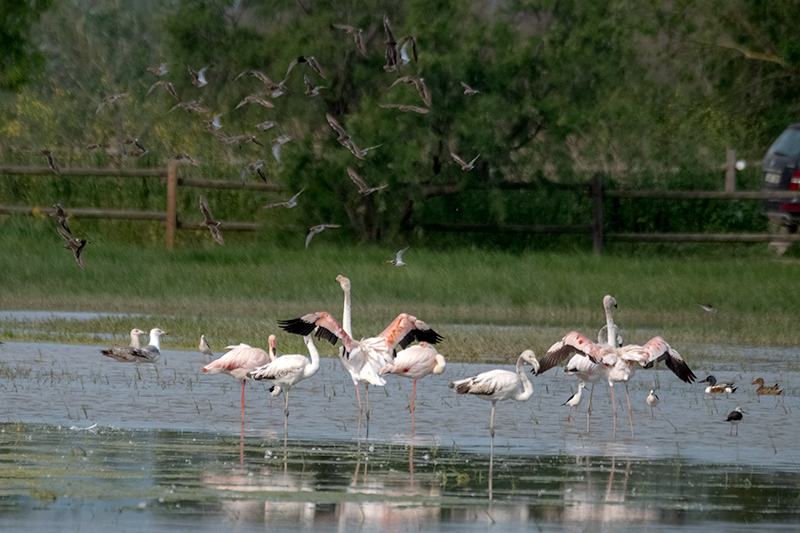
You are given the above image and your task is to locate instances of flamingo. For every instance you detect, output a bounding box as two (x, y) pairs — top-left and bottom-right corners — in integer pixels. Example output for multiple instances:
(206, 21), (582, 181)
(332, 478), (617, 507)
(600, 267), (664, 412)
(646, 390), (659, 418)
(380, 342), (446, 433)
(538, 332), (696, 439)
(561, 382), (585, 422)
(279, 308), (442, 424)
(202, 334), (277, 425)
(247, 335), (320, 438)
(562, 295), (621, 432)
(448, 350), (539, 444)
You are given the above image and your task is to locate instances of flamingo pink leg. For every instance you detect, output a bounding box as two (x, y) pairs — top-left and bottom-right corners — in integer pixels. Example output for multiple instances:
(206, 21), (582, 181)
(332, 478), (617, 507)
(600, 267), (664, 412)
(625, 383), (634, 438)
(410, 380), (417, 434)
(611, 384), (617, 439)
(241, 379), (246, 427)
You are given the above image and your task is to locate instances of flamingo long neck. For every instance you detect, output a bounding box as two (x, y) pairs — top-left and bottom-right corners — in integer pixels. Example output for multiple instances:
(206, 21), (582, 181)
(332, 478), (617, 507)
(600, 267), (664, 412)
(433, 354), (446, 375)
(604, 299), (617, 346)
(304, 336), (321, 378)
(514, 355), (534, 402)
(130, 331), (141, 349)
(342, 285), (352, 338)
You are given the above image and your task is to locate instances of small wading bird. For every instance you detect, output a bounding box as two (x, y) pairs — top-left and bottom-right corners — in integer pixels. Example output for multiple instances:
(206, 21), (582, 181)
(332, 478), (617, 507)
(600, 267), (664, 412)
(725, 406), (745, 436)
(202, 335), (277, 426)
(272, 135), (292, 163)
(49, 203), (70, 233)
(102, 328), (165, 363)
(169, 100), (209, 114)
(147, 80), (179, 101)
(304, 74), (326, 97)
(220, 134), (263, 148)
(285, 55), (327, 80)
(40, 150), (60, 174)
(449, 350), (539, 446)
(537, 329), (696, 439)
(562, 382), (585, 422)
(698, 303), (717, 314)
(646, 390), (659, 418)
(450, 151), (480, 171)
(752, 378), (782, 395)
(347, 168), (387, 195)
(171, 153), (199, 166)
(700, 375), (736, 394)
(332, 23), (368, 56)
(255, 120), (277, 131)
(390, 76), (432, 107)
(387, 247), (409, 266)
(199, 334), (213, 359)
(380, 342), (446, 433)
(460, 81), (480, 95)
(205, 114), (223, 133)
(263, 188), (305, 209)
(242, 159), (266, 184)
(305, 224), (340, 249)
(379, 103), (429, 114)
(57, 225), (89, 270)
(234, 94), (275, 110)
(199, 194), (224, 245)
(188, 65), (209, 87)
(147, 62), (168, 76)
(96, 93), (129, 114)
(120, 138), (148, 156)
(247, 335), (321, 438)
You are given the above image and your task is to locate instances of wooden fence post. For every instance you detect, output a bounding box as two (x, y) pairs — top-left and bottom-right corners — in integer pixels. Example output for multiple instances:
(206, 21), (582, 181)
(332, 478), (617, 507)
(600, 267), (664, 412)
(166, 163), (177, 251)
(592, 173), (604, 255)
(725, 148), (737, 193)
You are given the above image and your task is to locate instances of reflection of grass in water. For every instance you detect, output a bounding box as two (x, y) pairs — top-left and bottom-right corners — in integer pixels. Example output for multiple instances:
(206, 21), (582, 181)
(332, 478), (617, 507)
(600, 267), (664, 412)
(2, 225), (800, 356)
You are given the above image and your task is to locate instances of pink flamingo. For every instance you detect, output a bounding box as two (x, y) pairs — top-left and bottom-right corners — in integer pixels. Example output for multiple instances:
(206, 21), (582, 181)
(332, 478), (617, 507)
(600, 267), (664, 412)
(537, 333), (696, 438)
(279, 310), (442, 423)
(380, 342), (446, 433)
(202, 335), (277, 425)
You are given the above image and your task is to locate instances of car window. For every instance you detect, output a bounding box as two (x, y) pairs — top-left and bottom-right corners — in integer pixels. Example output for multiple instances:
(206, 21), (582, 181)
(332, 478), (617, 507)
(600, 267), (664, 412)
(766, 128), (800, 158)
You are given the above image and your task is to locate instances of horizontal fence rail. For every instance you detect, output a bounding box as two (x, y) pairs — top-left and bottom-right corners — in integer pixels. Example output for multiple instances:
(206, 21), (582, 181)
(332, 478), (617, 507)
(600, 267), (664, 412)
(2, 161), (798, 252)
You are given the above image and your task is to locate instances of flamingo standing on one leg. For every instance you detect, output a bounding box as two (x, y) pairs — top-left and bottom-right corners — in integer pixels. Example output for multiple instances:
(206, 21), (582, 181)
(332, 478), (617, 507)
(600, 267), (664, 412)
(202, 334), (277, 426)
(247, 335), (320, 439)
(537, 333), (696, 439)
(380, 342), (446, 433)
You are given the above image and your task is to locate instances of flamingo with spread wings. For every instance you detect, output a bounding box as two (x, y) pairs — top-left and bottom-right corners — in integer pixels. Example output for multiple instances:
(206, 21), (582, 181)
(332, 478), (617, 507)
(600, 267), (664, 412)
(279, 305), (442, 422)
(537, 332), (696, 438)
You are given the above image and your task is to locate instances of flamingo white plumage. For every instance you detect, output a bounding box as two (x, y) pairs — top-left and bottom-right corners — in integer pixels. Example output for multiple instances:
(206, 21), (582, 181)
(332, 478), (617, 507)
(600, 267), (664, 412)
(537, 332), (696, 439)
(202, 334), (277, 425)
(279, 284), (443, 427)
(380, 342), (446, 433)
(449, 350), (539, 444)
(247, 335), (320, 437)
(562, 295), (620, 432)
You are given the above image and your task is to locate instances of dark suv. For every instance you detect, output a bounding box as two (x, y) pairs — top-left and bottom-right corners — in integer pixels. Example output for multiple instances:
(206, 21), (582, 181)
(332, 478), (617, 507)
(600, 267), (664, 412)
(763, 123), (800, 232)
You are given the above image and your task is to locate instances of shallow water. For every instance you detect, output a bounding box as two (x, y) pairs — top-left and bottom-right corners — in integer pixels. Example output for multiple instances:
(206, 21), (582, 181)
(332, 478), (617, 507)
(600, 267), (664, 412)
(0, 340), (799, 531)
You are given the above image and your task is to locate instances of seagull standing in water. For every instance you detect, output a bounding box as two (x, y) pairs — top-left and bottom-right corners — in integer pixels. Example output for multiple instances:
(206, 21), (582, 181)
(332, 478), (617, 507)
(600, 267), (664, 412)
(387, 247), (409, 266)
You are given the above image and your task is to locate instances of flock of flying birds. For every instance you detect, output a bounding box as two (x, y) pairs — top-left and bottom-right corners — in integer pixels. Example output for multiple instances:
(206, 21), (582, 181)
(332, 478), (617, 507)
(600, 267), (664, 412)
(39, 13), (484, 260)
(97, 278), (776, 441)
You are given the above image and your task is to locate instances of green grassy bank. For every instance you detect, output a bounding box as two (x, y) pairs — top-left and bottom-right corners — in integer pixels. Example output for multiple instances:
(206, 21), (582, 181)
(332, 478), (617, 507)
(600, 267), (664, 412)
(1, 219), (798, 361)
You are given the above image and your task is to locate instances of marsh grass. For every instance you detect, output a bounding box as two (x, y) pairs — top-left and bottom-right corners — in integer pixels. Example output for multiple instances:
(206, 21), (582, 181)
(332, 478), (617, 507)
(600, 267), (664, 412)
(1, 220), (799, 359)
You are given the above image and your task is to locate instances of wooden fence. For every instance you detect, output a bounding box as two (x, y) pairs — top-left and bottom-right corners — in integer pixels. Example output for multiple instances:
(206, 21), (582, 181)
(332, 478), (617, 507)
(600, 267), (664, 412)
(3, 161), (800, 254)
